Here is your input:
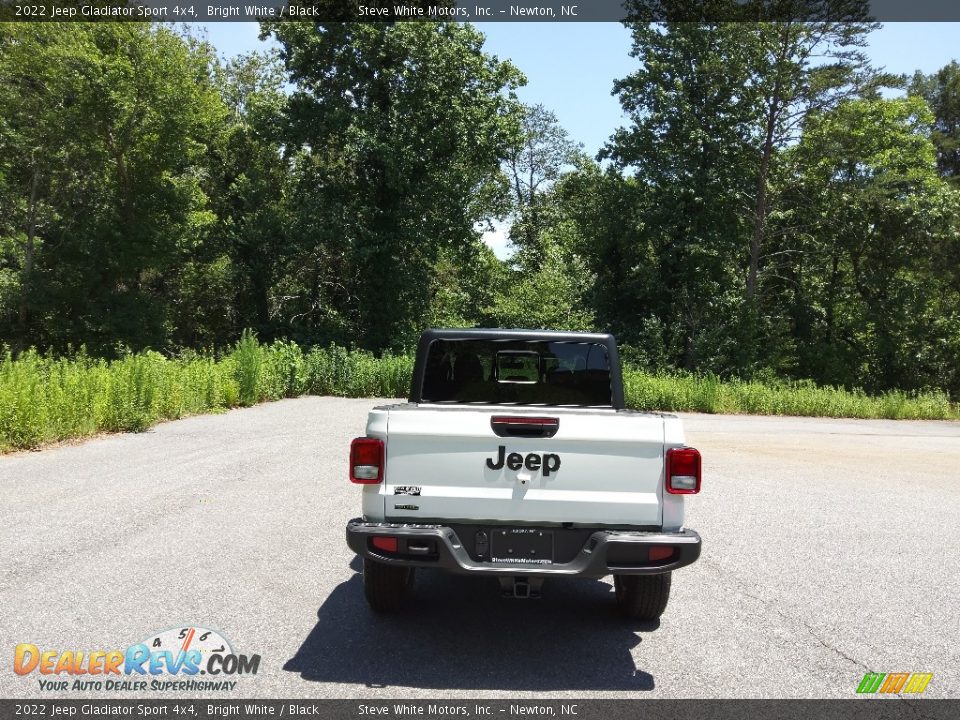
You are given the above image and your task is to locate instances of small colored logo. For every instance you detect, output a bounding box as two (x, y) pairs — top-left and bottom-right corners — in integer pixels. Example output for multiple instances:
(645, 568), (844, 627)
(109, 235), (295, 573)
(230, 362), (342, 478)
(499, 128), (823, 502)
(856, 672), (933, 695)
(13, 626), (260, 693)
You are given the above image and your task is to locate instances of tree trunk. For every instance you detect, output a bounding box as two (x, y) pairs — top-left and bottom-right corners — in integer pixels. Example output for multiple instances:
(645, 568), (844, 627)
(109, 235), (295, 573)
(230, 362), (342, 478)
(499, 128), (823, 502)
(747, 26), (792, 300)
(18, 166), (40, 339)
(748, 87), (780, 300)
(826, 249), (839, 344)
(747, 149), (769, 298)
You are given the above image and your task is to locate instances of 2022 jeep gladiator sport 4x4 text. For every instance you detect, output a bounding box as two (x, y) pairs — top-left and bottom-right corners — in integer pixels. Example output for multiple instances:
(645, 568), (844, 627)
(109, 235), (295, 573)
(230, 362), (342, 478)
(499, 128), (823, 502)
(345, 328), (702, 619)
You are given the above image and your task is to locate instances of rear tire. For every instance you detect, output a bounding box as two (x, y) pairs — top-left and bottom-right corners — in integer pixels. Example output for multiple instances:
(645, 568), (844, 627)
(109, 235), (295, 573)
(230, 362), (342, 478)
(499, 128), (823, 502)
(614, 572), (671, 620)
(363, 558), (415, 613)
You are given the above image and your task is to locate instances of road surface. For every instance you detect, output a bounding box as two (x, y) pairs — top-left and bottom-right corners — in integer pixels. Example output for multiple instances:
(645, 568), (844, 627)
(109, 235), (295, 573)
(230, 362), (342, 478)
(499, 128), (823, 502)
(1, 397), (958, 699)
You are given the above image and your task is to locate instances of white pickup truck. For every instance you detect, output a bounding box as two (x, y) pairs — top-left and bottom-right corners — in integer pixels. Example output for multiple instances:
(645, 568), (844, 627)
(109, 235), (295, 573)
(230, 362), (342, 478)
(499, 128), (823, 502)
(346, 329), (702, 619)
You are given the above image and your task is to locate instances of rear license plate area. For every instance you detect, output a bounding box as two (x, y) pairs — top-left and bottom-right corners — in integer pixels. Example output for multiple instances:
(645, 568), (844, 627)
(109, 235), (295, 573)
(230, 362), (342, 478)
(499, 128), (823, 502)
(491, 528), (554, 564)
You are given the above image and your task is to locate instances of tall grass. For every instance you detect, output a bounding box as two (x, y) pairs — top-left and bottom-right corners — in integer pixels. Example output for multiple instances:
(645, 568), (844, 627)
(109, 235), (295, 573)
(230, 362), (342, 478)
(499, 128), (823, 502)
(0, 337), (412, 452)
(0, 337), (955, 452)
(622, 370), (957, 421)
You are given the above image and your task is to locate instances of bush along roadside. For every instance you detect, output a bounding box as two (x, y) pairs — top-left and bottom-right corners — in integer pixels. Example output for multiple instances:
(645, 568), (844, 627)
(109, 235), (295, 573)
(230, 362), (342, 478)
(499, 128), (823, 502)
(0, 332), (413, 452)
(622, 371), (956, 420)
(0, 333), (956, 452)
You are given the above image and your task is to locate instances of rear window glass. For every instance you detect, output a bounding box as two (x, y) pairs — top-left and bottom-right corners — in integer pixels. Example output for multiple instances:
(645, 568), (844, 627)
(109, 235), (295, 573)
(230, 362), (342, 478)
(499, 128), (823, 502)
(421, 339), (612, 407)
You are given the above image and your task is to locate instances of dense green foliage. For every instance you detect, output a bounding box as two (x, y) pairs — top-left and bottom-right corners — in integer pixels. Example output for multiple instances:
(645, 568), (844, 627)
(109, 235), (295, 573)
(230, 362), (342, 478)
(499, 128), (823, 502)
(0, 335), (413, 451)
(262, 21), (526, 350)
(0, 24), (227, 351)
(910, 60), (960, 187)
(1, 15), (958, 418)
(595, 17), (960, 394)
(2, 337), (954, 452)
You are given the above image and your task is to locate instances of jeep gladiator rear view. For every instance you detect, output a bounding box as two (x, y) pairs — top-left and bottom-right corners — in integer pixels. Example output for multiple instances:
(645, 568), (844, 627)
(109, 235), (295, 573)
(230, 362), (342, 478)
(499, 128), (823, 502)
(345, 329), (702, 619)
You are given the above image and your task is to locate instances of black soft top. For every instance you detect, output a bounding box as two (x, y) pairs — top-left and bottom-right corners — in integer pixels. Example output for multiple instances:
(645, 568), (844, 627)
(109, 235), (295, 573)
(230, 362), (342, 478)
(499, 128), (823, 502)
(409, 328), (625, 409)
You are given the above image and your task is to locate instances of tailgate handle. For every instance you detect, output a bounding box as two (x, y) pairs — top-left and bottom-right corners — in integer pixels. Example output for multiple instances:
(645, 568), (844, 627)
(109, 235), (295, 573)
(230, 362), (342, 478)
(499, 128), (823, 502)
(491, 416), (559, 439)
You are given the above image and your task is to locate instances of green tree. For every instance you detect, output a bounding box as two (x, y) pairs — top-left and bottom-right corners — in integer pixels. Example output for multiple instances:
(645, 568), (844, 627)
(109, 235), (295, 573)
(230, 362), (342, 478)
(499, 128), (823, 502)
(190, 50), (291, 348)
(430, 242), (506, 329)
(910, 60), (960, 187)
(783, 97), (960, 392)
(738, 16), (892, 300)
(483, 104), (594, 332)
(0, 24), (70, 346)
(486, 238), (594, 332)
(603, 21), (760, 371)
(263, 21), (525, 351)
(504, 104), (583, 262)
(620, 3), (891, 298)
(0, 23), (227, 353)
(552, 162), (648, 343)
(604, 12), (896, 375)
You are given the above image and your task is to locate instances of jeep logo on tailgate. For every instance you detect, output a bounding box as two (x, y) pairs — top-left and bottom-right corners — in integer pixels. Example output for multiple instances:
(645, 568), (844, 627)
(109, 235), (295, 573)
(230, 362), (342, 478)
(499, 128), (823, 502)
(485, 445), (561, 476)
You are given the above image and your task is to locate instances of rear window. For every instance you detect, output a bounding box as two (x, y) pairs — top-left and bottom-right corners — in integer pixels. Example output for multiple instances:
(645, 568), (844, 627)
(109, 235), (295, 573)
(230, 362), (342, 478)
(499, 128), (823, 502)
(420, 339), (613, 407)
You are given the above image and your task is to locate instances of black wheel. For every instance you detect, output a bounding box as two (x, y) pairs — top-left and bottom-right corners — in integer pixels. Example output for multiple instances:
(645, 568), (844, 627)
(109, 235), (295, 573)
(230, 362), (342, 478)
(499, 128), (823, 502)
(614, 572), (672, 620)
(363, 558), (415, 613)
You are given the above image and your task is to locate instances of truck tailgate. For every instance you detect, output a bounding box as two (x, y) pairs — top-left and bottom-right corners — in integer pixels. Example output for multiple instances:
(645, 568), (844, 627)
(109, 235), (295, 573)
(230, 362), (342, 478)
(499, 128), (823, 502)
(380, 407), (664, 526)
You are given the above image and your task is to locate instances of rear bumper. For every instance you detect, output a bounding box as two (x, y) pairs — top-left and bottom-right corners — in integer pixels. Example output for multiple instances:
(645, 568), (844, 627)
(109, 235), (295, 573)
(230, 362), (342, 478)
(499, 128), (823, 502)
(345, 518), (701, 577)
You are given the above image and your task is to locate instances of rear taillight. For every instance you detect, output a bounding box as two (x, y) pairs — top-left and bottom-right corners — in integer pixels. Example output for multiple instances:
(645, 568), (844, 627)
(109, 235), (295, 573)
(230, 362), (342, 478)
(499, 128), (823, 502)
(350, 437), (384, 484)
(370, 536), (398, 553)
(666, 447), (701, 494)
(648, 546), (674, 562)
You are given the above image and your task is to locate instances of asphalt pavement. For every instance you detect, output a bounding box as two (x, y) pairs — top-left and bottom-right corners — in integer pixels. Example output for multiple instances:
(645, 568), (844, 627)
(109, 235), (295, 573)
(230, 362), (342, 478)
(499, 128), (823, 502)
(1, 397), (958, 699)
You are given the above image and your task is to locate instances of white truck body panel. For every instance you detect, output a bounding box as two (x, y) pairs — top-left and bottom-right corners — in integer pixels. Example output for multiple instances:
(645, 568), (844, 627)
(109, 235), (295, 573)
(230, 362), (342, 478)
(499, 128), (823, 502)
(361, 404), (687, 529)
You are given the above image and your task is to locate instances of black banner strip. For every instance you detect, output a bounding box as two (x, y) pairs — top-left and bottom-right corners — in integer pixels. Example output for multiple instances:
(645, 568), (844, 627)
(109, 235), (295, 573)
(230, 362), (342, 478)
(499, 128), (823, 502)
(1, 700), (959, 720)
(4, 1), (960, 24)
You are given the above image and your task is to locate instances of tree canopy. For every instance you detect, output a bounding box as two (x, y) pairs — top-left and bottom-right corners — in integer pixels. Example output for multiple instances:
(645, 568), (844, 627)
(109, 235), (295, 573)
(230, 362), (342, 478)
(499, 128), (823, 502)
(0, 21), (957, 398)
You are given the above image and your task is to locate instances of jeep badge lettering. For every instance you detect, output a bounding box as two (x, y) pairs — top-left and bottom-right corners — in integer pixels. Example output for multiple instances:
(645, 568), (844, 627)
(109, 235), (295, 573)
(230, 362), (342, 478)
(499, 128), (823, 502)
(485, 445), (561, 476)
